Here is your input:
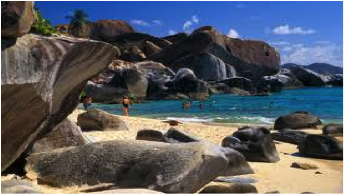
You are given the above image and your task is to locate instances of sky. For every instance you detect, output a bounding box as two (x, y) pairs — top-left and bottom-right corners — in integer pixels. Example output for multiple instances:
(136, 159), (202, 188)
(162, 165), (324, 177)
(36, 1), (343, 67)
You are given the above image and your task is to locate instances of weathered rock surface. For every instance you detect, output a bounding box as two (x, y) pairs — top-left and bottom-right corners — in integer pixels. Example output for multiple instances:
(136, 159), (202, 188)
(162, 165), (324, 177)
(121, 45), (147, 62)
(85, 81), (129, 103)
(1, 34), (119, 171)
(149, 26), (280, 81)
(326, 74), (343, 86)
(271, 129), (309, 145)
(274, 74), (302, 88)
(136, 129), (165, 142)
(140, 41), (162, 57)
(256, 76), (284, 92)
(1, 1), (36, 38)
(274, 112), (322, 130)
(200, 182), (258, 193)
(136, 128), (202, 143)
(298, 134), (343, 160)
(222, 126), (280, 162)
(90, 189), (163, 194)
(169, 53), (227, 81)
(1, 180), (41, 194)
(70, 19), (135, 41)
(217, 77), (254, 92)
(290, 162), (318, 170)
(77, 109), (128, 131)
(285, 65), (327, 86)
(322, 124), (343, 135)
(162, 33), (188, 43)
(32, 119), (89, 153)
(25, 140), (253, 193)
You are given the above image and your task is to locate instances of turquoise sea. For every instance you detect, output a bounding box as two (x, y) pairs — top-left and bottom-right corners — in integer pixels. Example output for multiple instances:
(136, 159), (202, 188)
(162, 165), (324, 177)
(86, 87), (343, 125)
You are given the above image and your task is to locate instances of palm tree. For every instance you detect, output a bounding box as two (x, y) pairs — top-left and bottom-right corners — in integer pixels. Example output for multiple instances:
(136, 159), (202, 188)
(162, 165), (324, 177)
(65, 9), (89, 37)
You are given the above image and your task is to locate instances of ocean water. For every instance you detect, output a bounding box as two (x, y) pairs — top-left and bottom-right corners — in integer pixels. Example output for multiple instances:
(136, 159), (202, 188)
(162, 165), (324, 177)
(85, 87), (343, 124)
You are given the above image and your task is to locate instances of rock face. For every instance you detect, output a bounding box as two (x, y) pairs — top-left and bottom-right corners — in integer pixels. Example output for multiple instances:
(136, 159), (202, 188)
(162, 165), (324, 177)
(70, 19), (135, 42)
(200, 182), (258, 193)
(169, 53), (227, 81)
(217, 77), (254, 92)
(322, 124), (343, 135)
(1, 180), (41, 193)
(121, 46), (147, 62)
(298, 135), (343, 160)
(274, 112), (322, 130)
(149, 26), (280, 81)
(285, 65), (327, 86)
(25, 140), (253, 193)
(77, 109), (128, 131)
(1, 34), (119, 171)
(85, 81), (129, 103)
(32, 119), (90, 153)
(1, 1), (36, 38)
(140, 41), (162, 57)
(327, 74), (343, 86)
(274, 74), (302, 88)
(222, 126), (280, 162)
(256, 76), (284, 92)
(271, 129), (309, 145)
(162, 33), (188, 43)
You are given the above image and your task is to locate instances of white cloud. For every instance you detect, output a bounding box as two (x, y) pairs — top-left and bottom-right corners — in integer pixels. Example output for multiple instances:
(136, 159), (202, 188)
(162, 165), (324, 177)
(227, 29), (240, 38)
(152, 20), (162, 26)
(281, 43), (343, 66)
(168, 30), (177, 35)
(272, 25), (316, 35)
(183, 15), (199, 31)
(270, 41), (290, 46)
(130, 19), (150, 27)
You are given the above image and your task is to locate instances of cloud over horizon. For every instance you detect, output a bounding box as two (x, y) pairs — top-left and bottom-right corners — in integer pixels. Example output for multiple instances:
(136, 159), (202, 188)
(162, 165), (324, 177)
(271, 25), (316, 35)
(183, 15), (199, 32)
(130, 19), (162, 27)
(227, 29), (240, 38)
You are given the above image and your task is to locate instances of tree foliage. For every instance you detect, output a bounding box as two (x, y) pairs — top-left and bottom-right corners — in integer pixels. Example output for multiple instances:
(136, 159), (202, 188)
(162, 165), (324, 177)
(30, 7), (60, 36)
(65, 9), (89, 36)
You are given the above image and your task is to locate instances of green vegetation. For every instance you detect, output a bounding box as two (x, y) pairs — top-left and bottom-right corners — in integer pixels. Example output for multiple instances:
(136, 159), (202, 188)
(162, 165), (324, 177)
(30, 6), (60, 36)
(66, 9), (89, 36)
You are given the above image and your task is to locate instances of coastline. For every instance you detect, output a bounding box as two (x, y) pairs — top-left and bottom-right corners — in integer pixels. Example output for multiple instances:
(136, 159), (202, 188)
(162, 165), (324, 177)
(67, 109), (343, 194)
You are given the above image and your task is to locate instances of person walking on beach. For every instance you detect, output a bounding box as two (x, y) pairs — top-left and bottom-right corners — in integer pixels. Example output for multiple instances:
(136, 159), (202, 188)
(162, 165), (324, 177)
(121, 96), (131, 116)
(82, 96), (92, 110)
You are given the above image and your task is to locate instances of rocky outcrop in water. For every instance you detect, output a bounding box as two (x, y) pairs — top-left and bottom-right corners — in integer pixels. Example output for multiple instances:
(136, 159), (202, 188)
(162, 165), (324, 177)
(274, 111), (322, 130)
(217, 77), (254, 92)
(1, 1), (36, 38)
(1, 34), (119, 171)
(283, 64), (327, 86)
(256, 76), (284, 92)
(298, 134), (343, 160)
(77, 109), (129, 131)
(25, 140), (253, 193)
(222, 126), (280, 163)
(149, 26), (280, 81)
(32, 119), (90, 153)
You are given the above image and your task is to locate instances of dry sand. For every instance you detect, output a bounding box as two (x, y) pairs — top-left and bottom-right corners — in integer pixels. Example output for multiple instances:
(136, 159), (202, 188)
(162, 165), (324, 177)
(67, 109), (343, 194)
(3, 109), (342, 194)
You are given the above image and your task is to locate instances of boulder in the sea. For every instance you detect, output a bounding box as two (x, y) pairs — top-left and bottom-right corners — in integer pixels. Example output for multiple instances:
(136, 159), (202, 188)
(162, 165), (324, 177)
(85, 81), (130, 103)
(77, 109), (128, 131)
(222, 126), (280, 163)
(322, 124), (343, 135)
(150, 26), (280, 81)
(217, 77), (254, 92)
(1, 180), (41, 194)
(25, 140), (253, 193)
(1, 34), (118, 171)
(271, 129), (309, 145)
(274, 111), (322, 130)
(32, 119), (90, 153)
(298, 134), (343, 160)
(1, 1), (36, 38)
(285, 65), (327, 86)
(290, 162), (318, 170)
(199, 182), (258, 193)
(256, 76), (284, 92)
(274, 74), (303, 88)
(169, 53), (227, 81)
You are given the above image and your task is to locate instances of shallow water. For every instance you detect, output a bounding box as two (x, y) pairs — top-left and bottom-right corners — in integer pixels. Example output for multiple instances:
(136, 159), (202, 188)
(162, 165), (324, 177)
(86, 87), (343, 124)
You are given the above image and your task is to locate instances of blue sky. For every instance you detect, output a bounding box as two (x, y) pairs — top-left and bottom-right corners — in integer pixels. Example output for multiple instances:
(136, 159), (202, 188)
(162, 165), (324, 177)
(36, 1), (343, 67)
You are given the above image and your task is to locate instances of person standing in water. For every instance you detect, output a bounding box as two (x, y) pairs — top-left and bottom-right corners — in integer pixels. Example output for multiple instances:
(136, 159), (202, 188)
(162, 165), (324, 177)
(120, 96), (131, 116)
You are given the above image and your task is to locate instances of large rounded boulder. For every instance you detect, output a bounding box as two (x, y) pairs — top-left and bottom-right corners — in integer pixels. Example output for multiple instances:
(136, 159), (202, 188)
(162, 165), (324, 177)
(322, 124), (343, 135)
(1, 1), (36, 38)
(25, 140), (254, 193)
(217, 77), (254, 92)
(271, 129), (309, 145)
(256, 76), (284, 92)
(222, 126), (280, 163)
(298, 134), (343, 160)
(285, 64), (327, 86)
(274, 111), (322, 130)
(1, 34), (119, 171)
